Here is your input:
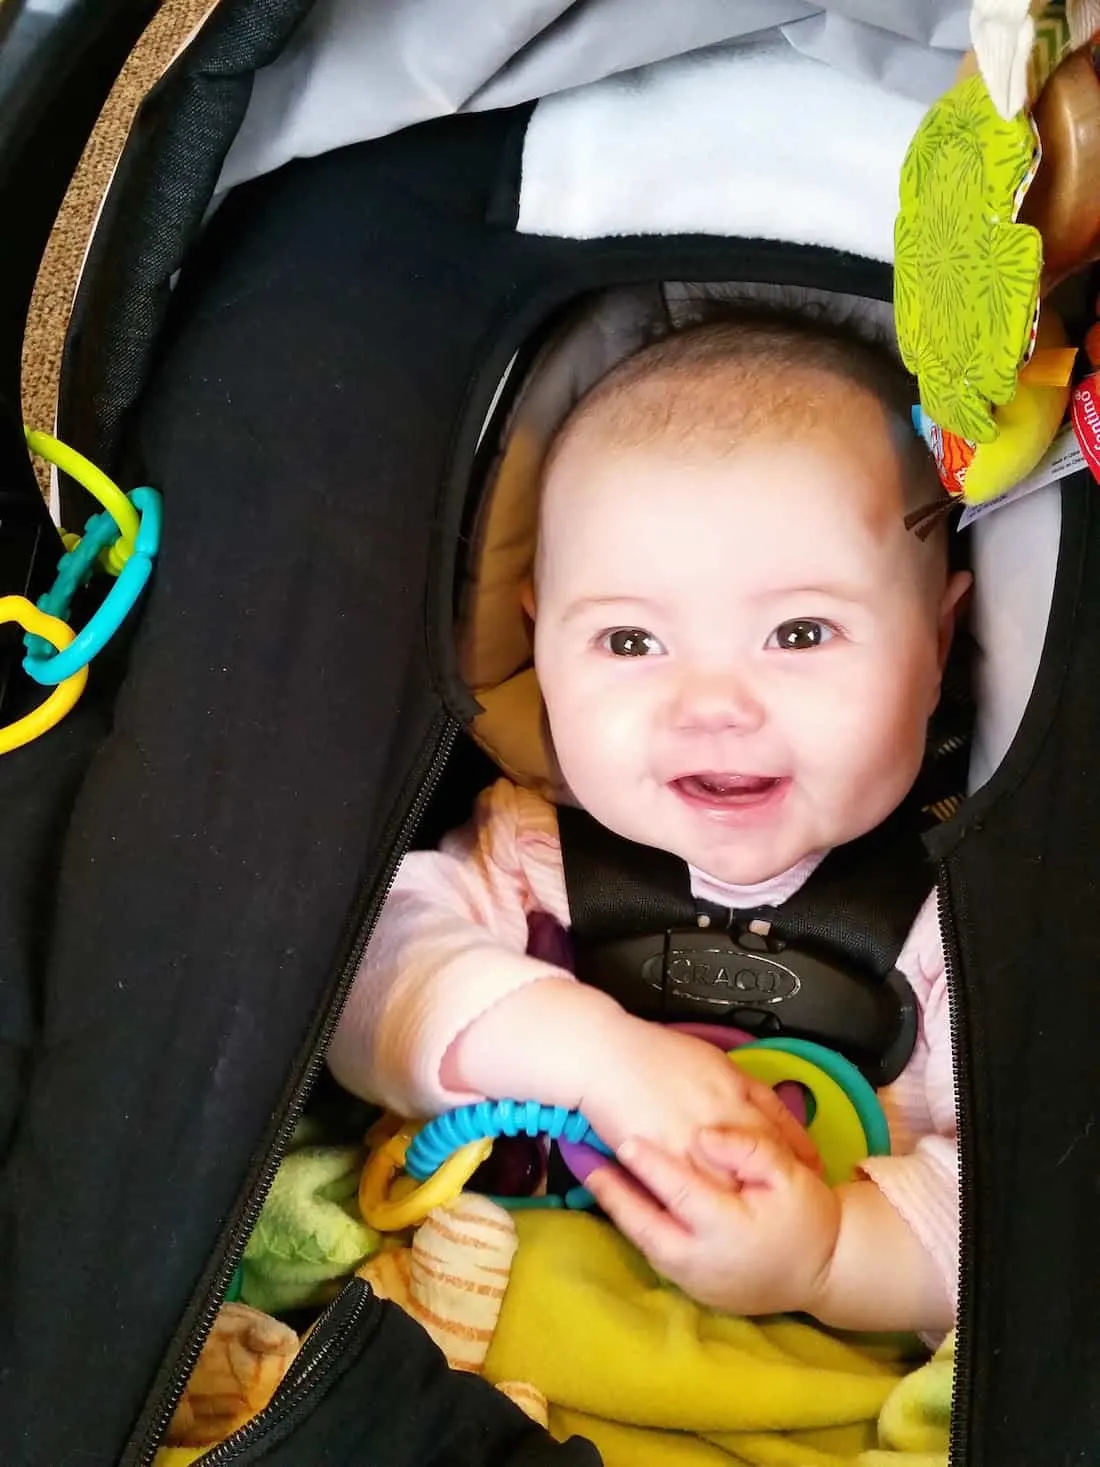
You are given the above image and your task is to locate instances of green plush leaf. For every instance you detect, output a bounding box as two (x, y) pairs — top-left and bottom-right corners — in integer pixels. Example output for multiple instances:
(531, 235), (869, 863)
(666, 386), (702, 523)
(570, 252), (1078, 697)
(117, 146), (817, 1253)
(894, 74), (1041, 439)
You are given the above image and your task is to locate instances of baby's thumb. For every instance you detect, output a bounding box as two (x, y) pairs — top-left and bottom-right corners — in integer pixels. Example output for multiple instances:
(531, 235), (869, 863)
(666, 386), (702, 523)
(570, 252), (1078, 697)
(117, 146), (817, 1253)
(748, 1078), (822, 1173)
(693, 1127), (788, 1186)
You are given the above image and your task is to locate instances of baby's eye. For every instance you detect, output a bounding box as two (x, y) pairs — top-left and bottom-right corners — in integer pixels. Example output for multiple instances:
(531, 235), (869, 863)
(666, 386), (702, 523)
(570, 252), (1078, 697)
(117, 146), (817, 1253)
(766, 619), (835, 651)
(601, 628), (667, 657)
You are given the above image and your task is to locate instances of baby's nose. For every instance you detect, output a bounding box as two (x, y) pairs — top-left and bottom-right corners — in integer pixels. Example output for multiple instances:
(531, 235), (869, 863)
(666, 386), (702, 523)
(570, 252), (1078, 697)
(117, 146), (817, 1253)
(670, 670), (765, 733)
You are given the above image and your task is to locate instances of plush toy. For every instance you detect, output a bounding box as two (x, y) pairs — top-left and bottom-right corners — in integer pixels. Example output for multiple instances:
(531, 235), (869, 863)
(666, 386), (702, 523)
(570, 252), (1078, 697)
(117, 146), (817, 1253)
(1020, 48), (1100, 289)
(160, 1204), (960, 1465)
(238, 1143), (379, 1314)
(895, 10), (1096, 507)
(895, 72), (1046, 449)
(913, 308), (1075, 501)
(157, 1197), (545, 1467)
(163, 1302), (299, 1450)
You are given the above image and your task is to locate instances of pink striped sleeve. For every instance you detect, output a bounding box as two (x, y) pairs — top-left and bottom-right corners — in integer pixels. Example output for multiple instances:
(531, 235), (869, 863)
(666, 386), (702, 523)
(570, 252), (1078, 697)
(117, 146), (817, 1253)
(859, 890), (960, 1313)
(326, 779), (573, 1117)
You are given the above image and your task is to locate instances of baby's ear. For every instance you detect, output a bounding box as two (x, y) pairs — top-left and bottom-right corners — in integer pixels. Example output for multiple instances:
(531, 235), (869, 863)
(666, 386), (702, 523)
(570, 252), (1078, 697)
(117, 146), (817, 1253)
(520, 579), (536, 622)
(937, 569), (973, 670)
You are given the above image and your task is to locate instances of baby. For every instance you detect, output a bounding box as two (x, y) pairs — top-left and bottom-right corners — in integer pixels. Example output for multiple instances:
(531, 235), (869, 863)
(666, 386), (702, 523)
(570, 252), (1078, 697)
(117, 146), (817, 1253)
(329, 311), (971, 1337)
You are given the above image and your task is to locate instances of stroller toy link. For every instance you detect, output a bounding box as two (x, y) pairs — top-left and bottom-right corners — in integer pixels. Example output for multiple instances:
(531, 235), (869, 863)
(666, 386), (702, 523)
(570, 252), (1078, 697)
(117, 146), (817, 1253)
(0, 430), (161, 754)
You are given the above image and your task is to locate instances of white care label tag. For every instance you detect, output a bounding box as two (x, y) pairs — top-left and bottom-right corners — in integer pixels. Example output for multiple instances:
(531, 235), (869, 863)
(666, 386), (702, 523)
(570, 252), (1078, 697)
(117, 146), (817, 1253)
(957, 422), (1085, 530)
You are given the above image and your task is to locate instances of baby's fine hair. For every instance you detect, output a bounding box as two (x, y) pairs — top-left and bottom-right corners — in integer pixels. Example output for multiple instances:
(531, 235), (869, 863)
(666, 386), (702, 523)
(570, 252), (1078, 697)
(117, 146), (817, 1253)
(547, 306), (948, 527)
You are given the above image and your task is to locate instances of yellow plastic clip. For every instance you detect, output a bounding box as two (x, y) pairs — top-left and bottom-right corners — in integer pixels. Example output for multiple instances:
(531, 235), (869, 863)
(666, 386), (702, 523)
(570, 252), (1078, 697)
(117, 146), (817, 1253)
(0, 599), (88, 754)
(359, 1117), (492, 1232)
(24, 427), (139, 575)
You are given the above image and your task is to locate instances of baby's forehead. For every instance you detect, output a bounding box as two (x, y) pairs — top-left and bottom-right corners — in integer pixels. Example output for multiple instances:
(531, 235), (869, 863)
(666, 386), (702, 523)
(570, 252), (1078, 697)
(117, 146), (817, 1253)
(543, 360), (935, 532)
(556, 357), (894, 467)
(537, 410), (946, 597)
(547, 380), (895, 495)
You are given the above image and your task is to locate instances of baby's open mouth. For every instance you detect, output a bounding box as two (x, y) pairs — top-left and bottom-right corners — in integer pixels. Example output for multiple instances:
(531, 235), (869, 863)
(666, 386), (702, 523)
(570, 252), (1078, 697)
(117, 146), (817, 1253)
(672, 772), (784, 805)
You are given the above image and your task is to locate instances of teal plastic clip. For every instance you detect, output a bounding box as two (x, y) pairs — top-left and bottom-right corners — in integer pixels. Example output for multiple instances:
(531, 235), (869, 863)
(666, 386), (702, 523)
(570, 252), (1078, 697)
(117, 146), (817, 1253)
(23, 487), (162, 685)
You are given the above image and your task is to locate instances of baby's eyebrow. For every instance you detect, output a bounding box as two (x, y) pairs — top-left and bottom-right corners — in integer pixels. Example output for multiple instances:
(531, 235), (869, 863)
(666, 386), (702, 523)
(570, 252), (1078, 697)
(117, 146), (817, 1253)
(762, 582), (868, 604)
(559, 594), (660, 623)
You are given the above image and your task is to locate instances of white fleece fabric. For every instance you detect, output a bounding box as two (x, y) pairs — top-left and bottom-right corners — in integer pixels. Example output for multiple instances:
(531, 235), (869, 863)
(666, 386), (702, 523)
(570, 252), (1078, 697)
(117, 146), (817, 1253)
(516, 42), (927, 260)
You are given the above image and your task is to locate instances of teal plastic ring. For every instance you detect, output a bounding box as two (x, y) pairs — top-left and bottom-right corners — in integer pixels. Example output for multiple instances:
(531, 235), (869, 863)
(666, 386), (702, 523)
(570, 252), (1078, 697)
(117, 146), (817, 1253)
(23, 487), (162, 685)
(484, 1187), (595, 1212)
(749, 1037), (891, 1156)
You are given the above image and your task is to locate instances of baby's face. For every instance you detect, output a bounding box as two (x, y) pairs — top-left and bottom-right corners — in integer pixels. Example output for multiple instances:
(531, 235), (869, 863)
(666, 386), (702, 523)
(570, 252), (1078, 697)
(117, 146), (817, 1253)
(533, 396), (968, 885)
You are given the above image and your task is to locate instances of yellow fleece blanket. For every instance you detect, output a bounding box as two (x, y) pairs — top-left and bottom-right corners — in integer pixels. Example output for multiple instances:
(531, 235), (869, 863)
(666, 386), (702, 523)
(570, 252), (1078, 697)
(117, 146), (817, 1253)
(159, 1199), (954, 1466)
(482, 1210), (950, 1467)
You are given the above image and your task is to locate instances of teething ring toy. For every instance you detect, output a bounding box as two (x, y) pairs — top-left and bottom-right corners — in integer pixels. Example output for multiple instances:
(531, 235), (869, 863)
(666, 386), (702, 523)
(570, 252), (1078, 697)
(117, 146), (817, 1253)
(405, 1099), (609, 1181)
(404, 1101), (610, 1212)
(665, 1022), (809, 1127)
(729, 1048), (882, 1187)
(0, 600), (88, 755)
(359, 1119), (492, 1232)
(748, 1036), (891, 1158)
(382, 1046), (887, 1222)
(557, 1025), (815, 1191)
(23, 486), (163, 685)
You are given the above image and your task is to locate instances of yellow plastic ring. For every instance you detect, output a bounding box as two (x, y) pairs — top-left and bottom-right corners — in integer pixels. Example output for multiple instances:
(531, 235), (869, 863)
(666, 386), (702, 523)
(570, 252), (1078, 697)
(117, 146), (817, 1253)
(24, 427), (138, 573)
(359, 1119), (493, 1232)
(730, 1047), (870, 1187)
(0, 598), (88, 754)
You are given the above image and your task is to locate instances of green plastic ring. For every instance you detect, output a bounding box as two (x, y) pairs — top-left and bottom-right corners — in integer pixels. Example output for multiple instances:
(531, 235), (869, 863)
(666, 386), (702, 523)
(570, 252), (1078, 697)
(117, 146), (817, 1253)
(730, 1048), (872, 1187)
(750, 1037), (891, 1158)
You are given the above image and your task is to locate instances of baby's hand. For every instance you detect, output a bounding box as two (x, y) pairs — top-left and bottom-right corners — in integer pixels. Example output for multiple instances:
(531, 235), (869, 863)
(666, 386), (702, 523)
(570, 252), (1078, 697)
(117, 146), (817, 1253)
(586, 1127), (840, 1315)
(577, 1017), (819, 1174)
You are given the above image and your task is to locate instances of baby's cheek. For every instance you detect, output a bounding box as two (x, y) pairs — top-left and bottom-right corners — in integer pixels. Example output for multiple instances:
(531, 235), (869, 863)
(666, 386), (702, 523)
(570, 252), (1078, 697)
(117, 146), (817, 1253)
(842, 698), (928, 813)
(797, 686), (920, 811)
(789, 685), (869, 761)
(548, 683), (616, 773)
(559, 699), (645, 808)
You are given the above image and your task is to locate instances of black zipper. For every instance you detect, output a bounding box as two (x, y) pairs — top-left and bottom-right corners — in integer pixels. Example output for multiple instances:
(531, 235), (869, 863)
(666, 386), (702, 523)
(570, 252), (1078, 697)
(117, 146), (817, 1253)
(125, 712), (459, 1467)
(194, 1278), (377, 1464)
(938, 864), (974, 1467)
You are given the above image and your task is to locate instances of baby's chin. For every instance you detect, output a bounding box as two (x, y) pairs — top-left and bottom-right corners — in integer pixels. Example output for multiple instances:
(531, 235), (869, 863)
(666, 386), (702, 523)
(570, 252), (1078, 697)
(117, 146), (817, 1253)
(594, 805), (819, 888)
(656, 801), (820, 888)
(678, 846), (817, 888)
(660, 808), (830, 887)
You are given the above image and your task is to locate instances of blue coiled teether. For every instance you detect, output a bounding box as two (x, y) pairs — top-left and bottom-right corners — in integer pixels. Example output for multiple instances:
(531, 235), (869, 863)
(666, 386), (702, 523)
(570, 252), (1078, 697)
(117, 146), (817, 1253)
(405, 1099), (611, 1182)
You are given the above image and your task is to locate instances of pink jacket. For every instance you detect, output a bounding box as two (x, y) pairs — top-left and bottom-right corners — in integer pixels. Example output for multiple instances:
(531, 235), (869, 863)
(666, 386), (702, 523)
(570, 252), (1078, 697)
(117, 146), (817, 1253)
(330, 778), (959, 1310)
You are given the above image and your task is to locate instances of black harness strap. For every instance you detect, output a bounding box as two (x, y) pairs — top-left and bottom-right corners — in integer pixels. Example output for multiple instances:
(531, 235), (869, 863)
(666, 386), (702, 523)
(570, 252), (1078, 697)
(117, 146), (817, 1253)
(557, 795), (936, 1087)
(559, 796), (932, 978)
(556, 803), (697, 941)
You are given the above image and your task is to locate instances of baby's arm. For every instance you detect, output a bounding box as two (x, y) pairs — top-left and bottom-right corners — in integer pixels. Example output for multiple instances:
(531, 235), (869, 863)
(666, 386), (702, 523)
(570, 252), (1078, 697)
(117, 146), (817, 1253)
(330, 779), (816, 1166)
(327, 779), (582, 1116)
(329, 778), (664, 1121)
(444, 981), (819, 1164)
(812, 1175), (953, 1331)
(812, 904), (957, 1332)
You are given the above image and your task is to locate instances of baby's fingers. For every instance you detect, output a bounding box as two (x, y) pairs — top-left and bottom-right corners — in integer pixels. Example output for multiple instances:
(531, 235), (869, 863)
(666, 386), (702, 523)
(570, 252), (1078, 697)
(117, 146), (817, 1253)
(609, 1137), (726, 1230)
(692, 1126), (792, 1188)
(585, 1161), (689, 1265)
(586, 1147), (719, 1274)
(741, 1075), (822, 1173)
